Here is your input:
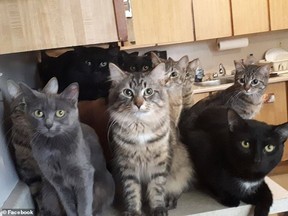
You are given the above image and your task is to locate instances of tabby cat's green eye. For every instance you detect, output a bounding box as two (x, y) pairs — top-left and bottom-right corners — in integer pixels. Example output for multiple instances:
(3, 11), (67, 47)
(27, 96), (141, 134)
(239, 78), (245, 84)
(264, 145), (275, 153)
(241, 140), (250, 148)
(123, 89), (133, 97)
(252, 79), (259, 85)
(144, 88), (154, 96)
(56, 110), (65, 118)
(34, 110), (44, 118)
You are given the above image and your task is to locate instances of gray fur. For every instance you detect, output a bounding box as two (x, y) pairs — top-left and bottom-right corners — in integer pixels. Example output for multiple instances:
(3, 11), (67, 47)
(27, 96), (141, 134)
(7, 78), (62, 215)
(108, 63), (192, 215)
(18, 80), (114, 216)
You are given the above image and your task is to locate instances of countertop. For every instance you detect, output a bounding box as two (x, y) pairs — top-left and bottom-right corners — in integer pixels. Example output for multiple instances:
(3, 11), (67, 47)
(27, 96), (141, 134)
(193, 72), (288, 94)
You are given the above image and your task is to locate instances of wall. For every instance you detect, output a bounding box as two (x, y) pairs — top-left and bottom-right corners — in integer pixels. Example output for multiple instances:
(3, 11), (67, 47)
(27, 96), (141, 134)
(127, 30), (288, 74)
(0, 52), (39, 207)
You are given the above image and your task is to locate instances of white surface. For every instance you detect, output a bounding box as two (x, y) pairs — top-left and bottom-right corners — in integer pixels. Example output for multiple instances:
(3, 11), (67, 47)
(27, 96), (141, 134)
(265, 48), (288, 61)
(104, 177), (288, 216)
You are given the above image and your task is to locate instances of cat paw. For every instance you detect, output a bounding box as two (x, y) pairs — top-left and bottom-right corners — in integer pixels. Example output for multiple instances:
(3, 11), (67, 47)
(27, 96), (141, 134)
(165, 195), (178, 210)
(122, 210), (143, 216)
(151, 207), (168, 216)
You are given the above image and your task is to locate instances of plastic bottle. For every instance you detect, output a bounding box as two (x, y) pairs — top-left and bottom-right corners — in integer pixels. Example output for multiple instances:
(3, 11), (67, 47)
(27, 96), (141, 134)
(244, 53), (257, 65)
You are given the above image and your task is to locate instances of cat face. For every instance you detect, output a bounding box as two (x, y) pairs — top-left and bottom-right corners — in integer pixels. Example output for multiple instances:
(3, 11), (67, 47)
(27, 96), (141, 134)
(19, 81), (79, 138)
(108, 63), (168, 123)
(227, 109), (288, 179)
(234, 62), (270, 95)
(119, 51), (152, 72)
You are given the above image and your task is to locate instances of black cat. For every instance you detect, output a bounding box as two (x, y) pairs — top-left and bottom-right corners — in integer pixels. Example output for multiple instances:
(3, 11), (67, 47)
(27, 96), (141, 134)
(118, 50), (152, 72)
(182, 107), (288, 216)
(38, 45), (120, 100)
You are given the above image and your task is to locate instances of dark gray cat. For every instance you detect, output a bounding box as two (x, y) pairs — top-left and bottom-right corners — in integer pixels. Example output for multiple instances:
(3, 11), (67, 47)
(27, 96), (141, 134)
(7, 78), (62, 215)
(179, 61), (270, 133)
(18, 80), (114, 216)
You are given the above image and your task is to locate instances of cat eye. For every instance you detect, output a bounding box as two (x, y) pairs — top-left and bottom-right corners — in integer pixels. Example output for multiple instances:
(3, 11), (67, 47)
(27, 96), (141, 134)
(99, 62), (107, 68)
(55, 110), (66, 118)
(144, 88), (154, 96)
(142, 66), (149, 71)
(123, 89), (133, 97)
(170, 71), (178, 78)
(130, 66), (136, 71)
(252, 79), (259, 85)
(85, 60), (92, 66)
(241, 140), (250, 148)
(34, 110), (44, 118)
(264, 144), (275, 153)
(239, 78), (245, 84)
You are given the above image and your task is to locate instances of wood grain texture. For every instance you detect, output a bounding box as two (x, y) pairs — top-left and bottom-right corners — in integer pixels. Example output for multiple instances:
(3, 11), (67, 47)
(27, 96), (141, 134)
(130, 0), (194, 46)
(193, 0), (232, 40)
(113, 0), (128, 42)
(231, 0), (269, 35)
(254, 82), (288, 161)
(269, 0), (288, 31)
(0, 0), (119, 54)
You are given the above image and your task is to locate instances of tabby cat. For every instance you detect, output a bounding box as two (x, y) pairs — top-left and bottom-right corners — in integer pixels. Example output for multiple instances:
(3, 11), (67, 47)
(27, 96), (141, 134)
(179, 61), (270, 133)
(7, 78), (62, 215)
(182, 106), (288, 216)
(182, 58), (200, 109)
(19, 80), (115, 216)
(118, 51), (153, 72)
(38, 45), (120, 100)
(151, 53), (189, 125)
(108, 63), (192, 216)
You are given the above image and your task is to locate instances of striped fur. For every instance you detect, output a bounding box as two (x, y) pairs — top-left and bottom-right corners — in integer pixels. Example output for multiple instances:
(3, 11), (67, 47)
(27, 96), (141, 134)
(182, 58), (200, 109)
(151, 53), (189, 126)
(108, 63), (193, 215)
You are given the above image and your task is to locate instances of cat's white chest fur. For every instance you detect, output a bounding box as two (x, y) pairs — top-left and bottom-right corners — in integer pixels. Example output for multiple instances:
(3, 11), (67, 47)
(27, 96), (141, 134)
(238, 179), (263, 193)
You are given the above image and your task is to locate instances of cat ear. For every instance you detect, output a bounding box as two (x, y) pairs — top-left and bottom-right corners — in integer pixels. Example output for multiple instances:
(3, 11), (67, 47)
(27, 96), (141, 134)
(227, 108), (245, 132)
(177, 55), (189, 71)
(151, 52), (163, 66)
(7, 80), (21, 99)
(149, 62), (166, 83)
(188, 58), (200, 70)
(234, 60), (245, 71)
(60, 83), (79, 103)
(19, 82), (38, 99)
(42, 77), (58, 94)
(109, 63), (128, 83)
(274, 122), (288, 143)
(258, 64), (271, 77)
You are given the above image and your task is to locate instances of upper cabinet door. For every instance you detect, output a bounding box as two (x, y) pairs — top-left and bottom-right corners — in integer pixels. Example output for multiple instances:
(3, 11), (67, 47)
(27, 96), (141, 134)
(0, 0), (123, 55)
(193, 0), (232, 41)
(231, 0), (269, 35)
(129, 0), (194, 46)
(269, 0), (288, 30)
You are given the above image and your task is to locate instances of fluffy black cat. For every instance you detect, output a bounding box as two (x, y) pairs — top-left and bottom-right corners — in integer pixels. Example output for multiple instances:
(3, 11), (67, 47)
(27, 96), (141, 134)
(38, 45), (120, 100)
(118, 50), (152, 72)
(182, 107), (288, 216)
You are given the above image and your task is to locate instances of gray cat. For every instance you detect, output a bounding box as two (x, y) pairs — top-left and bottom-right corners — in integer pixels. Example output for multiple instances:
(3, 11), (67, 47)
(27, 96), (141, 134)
(18, 80), (115, 216)
(179, 61), (270, 133)
(108, 62), (193, 216)
(7, 78), (63, 215)
(151, 53), (189, 125)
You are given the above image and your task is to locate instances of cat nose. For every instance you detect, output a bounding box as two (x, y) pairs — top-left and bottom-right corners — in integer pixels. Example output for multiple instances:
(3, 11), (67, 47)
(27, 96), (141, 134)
(45, 119), (53, 129)
(134, 97), (144, 109)
(244, 84), (250, 92)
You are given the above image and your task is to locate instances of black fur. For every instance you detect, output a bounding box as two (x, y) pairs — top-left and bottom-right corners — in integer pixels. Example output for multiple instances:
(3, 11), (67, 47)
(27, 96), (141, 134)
(182, 107), (288, 216)
(118, 51), (152, 72)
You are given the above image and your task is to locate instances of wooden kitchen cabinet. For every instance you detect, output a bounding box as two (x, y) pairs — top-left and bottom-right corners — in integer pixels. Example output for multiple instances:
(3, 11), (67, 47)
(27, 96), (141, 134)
(127, 0), (194, 46)
(269, 0), (288, 31)
(0, 0), (126, 55)
(254, 82), (288, 161)
(231, 0), (269, 35)
(192, 0), (232, 41)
